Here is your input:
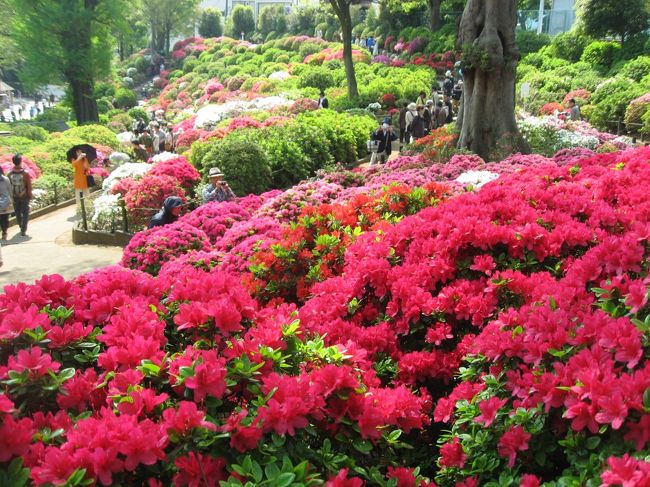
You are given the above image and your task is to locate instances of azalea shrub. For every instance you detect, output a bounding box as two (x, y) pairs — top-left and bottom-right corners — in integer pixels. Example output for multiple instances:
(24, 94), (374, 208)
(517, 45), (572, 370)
(3, 115), (650, 485)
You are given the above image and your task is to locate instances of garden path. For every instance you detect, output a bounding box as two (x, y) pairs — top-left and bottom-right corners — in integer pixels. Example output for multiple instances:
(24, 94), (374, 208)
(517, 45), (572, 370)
(0, 205), (123, 286)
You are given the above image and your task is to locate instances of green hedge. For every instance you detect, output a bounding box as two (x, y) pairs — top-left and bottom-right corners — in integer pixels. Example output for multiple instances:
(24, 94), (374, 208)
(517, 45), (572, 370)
(190, 110), (375, 191)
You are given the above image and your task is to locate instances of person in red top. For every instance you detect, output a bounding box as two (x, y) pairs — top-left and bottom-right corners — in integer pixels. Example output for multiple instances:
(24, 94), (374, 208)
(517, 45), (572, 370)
(72, 149), (91, 208)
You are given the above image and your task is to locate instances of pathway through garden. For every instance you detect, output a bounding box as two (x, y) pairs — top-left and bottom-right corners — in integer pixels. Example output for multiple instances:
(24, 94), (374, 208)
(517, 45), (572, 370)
(0, 205), (123, 286)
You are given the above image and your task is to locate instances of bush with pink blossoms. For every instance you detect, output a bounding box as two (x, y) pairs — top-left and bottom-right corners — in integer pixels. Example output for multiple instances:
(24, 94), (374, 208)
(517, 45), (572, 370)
(0, 154), (42, 179)
(148, 156), (201, 191)
(123, 175), (186, 229)
(122, 221), (210, 275)
(178, 201), (250, 243)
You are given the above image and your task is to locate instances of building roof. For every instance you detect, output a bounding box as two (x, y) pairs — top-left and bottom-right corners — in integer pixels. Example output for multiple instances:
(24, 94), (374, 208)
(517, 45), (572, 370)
(0, 81), (15, 92)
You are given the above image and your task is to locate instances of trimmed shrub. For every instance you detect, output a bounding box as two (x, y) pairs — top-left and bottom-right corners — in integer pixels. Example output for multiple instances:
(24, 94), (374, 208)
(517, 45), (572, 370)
(5, 124), (49, 142)
(580, 41), (622, 73)
(551, 30), (592, 63)
(515, 31), (551, 56)
(590, 77), (647, 129)
(619, 56), (650, 81)
(200, 138), (272, 195)
(298, 66), (335, 91)
(114, 88), (138, 109)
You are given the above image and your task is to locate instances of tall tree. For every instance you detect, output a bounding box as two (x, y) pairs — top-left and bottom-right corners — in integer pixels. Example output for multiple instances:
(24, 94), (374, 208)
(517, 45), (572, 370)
(198, 8), (224, 38)
(456, 0), (529, 160)
(327, 0), (362, 99)
(384, 0), (464, 31)
(0, 0), (21, 77)
(10, 0), (127, 124)
(141, 0), (199, 56)
(577, 0), (649, 45)
(227, 4), (256, 39)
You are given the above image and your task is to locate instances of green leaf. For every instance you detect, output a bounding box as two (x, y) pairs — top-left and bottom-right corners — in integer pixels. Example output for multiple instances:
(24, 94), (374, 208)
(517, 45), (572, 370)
(585, 436), (601, 450)
(251, 461), (263, 483)
(275, 472), (296, 487)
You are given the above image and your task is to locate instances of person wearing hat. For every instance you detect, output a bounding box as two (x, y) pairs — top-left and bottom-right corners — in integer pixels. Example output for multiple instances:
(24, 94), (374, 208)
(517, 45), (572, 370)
(148, 196), (184, 229)
(404, 102), (419, 144)
(369, 121), (397, 165)
(202, 167), (235, 204)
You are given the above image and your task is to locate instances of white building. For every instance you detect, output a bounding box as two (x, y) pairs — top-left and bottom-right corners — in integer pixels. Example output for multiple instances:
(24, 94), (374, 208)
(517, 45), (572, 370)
(200, 0), (297, 18)
(548, 0), (576, 35)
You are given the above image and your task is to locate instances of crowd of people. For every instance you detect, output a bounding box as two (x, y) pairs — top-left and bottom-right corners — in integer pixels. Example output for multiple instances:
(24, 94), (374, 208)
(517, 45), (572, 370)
(368, 70), (464, 165)
(129, 116), (177, 162)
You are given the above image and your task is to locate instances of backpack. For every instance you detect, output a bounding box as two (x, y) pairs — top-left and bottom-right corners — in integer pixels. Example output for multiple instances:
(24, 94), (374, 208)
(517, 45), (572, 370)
(9, 170), (27, 198)
(410, 115), (426, 139)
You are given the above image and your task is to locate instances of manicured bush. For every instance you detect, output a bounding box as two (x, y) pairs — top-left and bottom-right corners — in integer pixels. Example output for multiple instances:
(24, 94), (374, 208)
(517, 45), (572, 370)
(124, 174), (187, 229)
(122, 221), (210, 275)
(114, 88), (138, 109)
(516, 31), (551, 56)
(580, 40), (622, 73)
(128, 107), (149, 122)
(624, 93), (650, 128)
(297, 66), (335, 91)
(590, 77), (647, 129)
(619, 55), (650, 81)
(200, 137), (272, 195)
(551, 30), (592, 63)
(4, 124), (49, 142)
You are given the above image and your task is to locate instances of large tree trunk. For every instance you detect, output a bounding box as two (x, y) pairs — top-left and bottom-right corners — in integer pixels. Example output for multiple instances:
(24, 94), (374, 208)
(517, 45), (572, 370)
(428, 0), (442, 32)
(456, 0), (529, 161)
(330, 1), (359, 99)
(69, 78), (99, 124)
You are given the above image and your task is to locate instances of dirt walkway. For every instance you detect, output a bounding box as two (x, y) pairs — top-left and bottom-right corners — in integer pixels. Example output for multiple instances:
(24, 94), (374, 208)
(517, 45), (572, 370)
(0, 205), (123, 286)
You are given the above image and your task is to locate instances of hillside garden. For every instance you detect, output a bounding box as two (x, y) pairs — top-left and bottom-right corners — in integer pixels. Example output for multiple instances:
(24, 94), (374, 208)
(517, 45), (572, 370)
(1, 0), (650, 484)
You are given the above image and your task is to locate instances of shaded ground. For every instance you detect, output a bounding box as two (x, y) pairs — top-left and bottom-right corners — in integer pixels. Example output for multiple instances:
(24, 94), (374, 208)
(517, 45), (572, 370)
(0, 205), (123, 286)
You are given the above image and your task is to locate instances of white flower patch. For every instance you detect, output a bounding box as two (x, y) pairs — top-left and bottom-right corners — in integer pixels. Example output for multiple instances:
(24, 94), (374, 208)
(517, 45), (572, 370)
(91, 193), (123, 231)
(194, 96), (292, 129)
(269, 71), (291, 81)
(455, 170), (500, 188)
(151, 152), (177, 163)
(102, 162), (151, 192)
(117, 132), (134, 145)
(109, 152), (131, 165)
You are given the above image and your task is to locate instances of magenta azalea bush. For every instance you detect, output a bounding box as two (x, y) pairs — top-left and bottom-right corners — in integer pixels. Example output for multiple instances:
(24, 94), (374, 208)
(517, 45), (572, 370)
(3, 138), (650, 486)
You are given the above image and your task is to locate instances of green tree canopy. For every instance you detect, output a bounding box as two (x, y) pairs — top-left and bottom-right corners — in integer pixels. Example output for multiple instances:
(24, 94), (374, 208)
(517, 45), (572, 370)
(258, 5), (288, 38)
(227, 5), (255, 39)
(140, 0), (200, 55)
(10, 0), (128, 123)
(198, 7), (224, 38)
(577, 0), (650, 45)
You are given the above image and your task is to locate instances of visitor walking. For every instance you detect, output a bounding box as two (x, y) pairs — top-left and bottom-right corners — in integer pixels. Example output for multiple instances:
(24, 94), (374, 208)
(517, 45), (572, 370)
(424, 100), (434, 133)
(0, 167), (13, 240)
(369, 122), (397, 165)
(398, 102), (408, 150)
(71, 148), (91, 209)
(443, 72), (454, 97)
(132, 140), (149, 162)
(410, 107), (427, 141)
(404, 102), (419, 144)
(202, 167), (236, 204)
(434, 101), (447, 129)
(8, 154), (32, 236)
(318, 91), (329, 109)
(148, 196), (184, 229)
(140, 129), (154, 155)
(416, 91), (427, 108)
(443, 94), (454, 124)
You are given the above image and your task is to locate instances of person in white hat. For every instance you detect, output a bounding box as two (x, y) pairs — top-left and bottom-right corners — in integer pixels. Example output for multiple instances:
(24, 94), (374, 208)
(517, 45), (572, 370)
(202, 167), (235, 204)
(404, 102), (419, 145)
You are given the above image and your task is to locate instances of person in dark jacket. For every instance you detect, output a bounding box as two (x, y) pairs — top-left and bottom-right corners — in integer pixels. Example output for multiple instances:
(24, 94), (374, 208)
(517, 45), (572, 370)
(318, 91), (329, 109)
(369, 123), (397, 165)
(148, 196), (184, 229)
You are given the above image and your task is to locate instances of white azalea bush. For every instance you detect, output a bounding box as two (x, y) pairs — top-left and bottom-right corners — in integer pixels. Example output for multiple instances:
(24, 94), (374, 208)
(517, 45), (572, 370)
(455, 170), (500, 188)
(90, 193), (123, 232)
(102, 162), (151, 192)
